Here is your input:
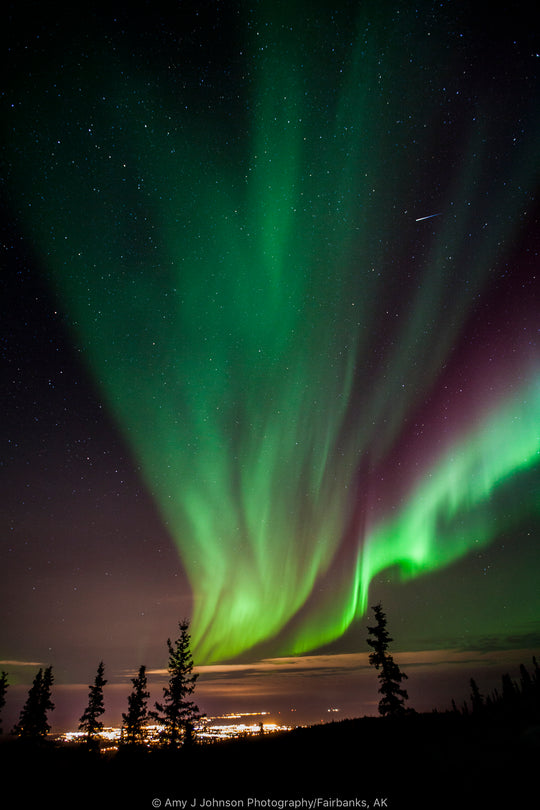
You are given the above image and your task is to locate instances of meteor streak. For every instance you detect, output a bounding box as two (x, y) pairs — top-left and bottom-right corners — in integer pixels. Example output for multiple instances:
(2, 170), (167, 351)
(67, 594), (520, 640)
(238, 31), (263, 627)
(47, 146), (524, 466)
(415, 213), (442, 221)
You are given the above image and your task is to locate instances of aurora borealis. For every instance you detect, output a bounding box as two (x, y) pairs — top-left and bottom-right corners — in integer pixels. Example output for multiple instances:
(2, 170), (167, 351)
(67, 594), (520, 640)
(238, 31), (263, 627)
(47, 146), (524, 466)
(2, 0), (540, 727)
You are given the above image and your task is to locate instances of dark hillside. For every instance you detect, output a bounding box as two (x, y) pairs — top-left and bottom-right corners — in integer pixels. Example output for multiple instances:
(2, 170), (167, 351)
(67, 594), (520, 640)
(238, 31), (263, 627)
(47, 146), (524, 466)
(3, 712), (537, 809)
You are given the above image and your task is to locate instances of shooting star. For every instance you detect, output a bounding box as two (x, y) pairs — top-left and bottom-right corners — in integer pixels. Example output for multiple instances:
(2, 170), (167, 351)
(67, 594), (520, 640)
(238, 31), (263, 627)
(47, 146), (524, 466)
(415, 213), (442, 222)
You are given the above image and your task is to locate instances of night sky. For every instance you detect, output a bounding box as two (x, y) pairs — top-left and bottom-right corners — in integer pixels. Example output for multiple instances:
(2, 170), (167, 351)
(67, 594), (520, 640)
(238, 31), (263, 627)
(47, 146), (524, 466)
(2, 0), (539, 731)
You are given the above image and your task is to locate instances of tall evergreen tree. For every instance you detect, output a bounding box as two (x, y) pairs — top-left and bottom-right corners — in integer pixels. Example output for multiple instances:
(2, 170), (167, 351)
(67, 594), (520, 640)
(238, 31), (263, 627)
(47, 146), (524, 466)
(501, 672), (518, 703)
(469, 678), (484, 713)
(151, 619), (203, 748)
(79, 662), (107, 747)
(519, 663), (533, 695)
(367, 603), (409, 717)
(12, 666), (55, 739)
(532, 656), (540, 687)
(122, 665), (150, 746)
(0, 671), (8, 734)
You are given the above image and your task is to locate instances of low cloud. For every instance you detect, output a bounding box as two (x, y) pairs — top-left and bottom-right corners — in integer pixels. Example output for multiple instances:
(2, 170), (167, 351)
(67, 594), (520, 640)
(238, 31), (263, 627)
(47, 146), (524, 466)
(459, 631), (540, 653)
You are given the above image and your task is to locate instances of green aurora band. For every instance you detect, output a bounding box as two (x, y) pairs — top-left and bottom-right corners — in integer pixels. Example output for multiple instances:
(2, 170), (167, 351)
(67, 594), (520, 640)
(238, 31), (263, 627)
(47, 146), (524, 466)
(4, 3), (540, 662)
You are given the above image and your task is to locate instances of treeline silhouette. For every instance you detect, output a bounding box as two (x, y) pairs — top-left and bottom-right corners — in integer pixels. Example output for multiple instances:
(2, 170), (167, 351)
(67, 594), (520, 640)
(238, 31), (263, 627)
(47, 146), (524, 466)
(1, 612), (538, 808)
(1, 620), (200, 750)
(453, 656), (540, 727)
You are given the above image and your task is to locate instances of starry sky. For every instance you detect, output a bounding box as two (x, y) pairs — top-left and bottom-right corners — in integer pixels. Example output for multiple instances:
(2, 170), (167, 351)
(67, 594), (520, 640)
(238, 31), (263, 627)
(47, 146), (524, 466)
(1, 0), (539, 731)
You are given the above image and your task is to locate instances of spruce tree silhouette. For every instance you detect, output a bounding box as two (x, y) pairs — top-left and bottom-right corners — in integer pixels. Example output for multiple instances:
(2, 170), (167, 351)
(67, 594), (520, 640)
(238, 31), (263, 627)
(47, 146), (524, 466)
(151, 619), (203, 748)
(12, 666), (55, 740)
(79, 662), (107, 749)
(367, 603), (409, 716)
(519, 663), (533, 696)
(469, 678), (484, 713)
(0, 671), (8, 734)
(532, 656), (540, 686)
(122, 665), (150, 746)
(501, 672), (518, 704)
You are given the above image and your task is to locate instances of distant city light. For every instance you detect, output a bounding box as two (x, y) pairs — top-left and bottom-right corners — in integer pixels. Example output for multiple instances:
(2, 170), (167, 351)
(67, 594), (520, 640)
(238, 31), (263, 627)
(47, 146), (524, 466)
(56, 712), (293, 751)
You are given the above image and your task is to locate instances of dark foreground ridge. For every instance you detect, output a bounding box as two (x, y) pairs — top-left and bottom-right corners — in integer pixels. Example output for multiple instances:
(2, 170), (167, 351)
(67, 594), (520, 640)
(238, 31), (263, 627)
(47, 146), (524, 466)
(2, 711), (538, 809)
